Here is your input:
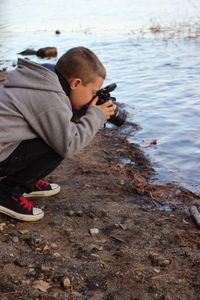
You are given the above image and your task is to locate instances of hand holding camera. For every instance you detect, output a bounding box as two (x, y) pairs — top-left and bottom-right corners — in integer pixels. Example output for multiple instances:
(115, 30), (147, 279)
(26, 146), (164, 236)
(91, 83), (127, 126)
(91, 98), (117, 121)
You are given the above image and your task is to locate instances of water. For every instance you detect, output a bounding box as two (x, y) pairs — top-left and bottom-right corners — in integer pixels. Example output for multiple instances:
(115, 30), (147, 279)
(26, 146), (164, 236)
(0, 0), (200, 193)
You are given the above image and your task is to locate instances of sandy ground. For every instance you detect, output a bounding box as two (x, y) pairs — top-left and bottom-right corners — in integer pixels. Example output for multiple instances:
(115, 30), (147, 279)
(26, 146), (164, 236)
(0, 119), (200, 299)
(0, 71), (200, 299)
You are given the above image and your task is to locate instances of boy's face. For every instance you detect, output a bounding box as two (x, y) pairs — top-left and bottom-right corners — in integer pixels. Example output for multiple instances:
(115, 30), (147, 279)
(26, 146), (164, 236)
(69, 76), (104, 110)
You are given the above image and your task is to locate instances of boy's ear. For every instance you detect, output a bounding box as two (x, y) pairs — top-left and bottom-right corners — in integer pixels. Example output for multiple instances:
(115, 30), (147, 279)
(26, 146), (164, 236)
(69, 78), (82, 90)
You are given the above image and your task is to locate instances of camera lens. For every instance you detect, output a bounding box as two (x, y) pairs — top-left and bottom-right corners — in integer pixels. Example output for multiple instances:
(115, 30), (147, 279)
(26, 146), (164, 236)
(108, 107), (127, 126)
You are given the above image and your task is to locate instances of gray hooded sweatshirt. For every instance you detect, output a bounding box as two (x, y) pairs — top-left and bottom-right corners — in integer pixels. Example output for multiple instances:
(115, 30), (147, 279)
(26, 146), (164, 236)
(0, 58), (105, 162)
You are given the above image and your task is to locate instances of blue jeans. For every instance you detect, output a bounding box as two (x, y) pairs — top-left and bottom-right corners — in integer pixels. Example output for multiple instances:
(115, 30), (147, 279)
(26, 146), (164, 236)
(0, 139), (63, 197)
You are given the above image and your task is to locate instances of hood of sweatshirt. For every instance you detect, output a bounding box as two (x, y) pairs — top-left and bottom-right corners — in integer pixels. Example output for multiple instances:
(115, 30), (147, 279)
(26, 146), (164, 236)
(4, 58), (65, 94)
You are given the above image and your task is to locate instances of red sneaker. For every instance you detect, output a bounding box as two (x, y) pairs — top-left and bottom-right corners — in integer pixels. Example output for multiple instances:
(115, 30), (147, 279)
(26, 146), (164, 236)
(0, 194), (44, 221)
(24, 179), (60, 198)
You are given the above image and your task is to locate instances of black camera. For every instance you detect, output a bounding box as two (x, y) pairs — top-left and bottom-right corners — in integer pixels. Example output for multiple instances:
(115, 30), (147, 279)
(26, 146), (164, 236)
(96, 83), (127, 126)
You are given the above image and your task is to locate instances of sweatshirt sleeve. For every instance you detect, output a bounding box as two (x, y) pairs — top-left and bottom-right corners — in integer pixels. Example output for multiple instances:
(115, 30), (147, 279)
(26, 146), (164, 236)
(27, 99), (106, 157)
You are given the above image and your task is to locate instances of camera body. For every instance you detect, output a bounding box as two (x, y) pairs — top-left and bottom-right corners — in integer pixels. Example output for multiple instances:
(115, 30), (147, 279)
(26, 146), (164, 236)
(96, 83), (127, 126)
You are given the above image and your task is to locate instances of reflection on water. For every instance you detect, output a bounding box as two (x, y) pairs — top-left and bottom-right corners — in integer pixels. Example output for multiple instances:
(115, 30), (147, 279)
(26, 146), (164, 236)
(0, 0), (200, 193)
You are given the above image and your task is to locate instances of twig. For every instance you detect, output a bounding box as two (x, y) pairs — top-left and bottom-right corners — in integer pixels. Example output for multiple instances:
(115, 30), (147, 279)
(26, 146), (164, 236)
(2, 291), (20, 296)
(189, 238), (200, 245)
(149, 192), (163, 206)
(56, 198), (70, 203)
(111, 236), (126, 244)
(177, 230), (188, 246)
(149, 217), (174, 226)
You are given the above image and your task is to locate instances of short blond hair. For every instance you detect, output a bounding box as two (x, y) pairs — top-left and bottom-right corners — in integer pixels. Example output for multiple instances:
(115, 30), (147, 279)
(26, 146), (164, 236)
(56, 47), (106, 85)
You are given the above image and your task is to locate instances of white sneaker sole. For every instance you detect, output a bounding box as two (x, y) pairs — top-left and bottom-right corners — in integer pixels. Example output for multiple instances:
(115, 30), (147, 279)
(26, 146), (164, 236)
(24, 184), (61, 198)
(0, 206), (44, 222)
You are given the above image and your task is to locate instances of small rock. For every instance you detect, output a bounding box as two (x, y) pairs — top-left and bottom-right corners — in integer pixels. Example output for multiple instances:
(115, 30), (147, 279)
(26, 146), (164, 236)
(89, 228), (99, 236)
(12, 236), (19, 243)
(8, 223), (15, 228)
(150, 139), (157, 145)
(41, 265), (50, 272)
(68, 210), (75, 216)
(119, 179), (125, 185)
(88, 244), (103, 251)
(76, 210), (83, 217)
(153, 268), (160, 273)
(55, 30), (61, 34)
(19, 229), (29, 234)
(91, 253), (100, 259)
(51, 243), (58, 249)
(27, 268), (36, 276)
(0, 222), (6, 230)
(53, 252), (61, 257)
(35, 248), (42, 252)
(153, 235), (161, 240)
(62, 277), (71, 289)
(22, 280), (31, 284)
(43, 244), (50, 251)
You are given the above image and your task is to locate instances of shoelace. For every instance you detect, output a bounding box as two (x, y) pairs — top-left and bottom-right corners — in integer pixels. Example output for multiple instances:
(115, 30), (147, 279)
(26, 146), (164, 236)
(35, 179), (49, 190)
(12, 195), (33, 212)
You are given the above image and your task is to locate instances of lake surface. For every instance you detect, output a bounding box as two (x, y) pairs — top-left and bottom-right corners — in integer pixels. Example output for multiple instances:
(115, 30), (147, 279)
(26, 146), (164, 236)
(0, 0), (200, 193)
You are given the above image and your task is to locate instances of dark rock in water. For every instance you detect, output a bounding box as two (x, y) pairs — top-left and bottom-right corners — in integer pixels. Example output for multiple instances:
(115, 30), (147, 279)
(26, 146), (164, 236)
(18, 49), (37, 55)
(36, 47), (57, 58)
(18, 47), (57, 58)
(55, 30), (61, 34)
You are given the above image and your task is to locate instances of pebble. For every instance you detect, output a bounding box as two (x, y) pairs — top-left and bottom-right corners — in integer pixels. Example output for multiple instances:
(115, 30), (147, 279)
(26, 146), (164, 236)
(41, 265), (50, 272)
(19, 229), (29, 234)
(62, 277), (71, 288)
(91, 253), (100, 258)
(8, 223), (15, 228)
(153, 268), (160, 273)
(119, 179), (125, 185)
(76, 210), (84, 217)
(0, 222), (6, 226)
(22, 280), (31, 284)
(88, 244), (103, 251)
(12, 236), (19, 243)
(43, 244), (50, 251)
(0, 223), (6, 231)
(27, 268), (36, 276)
(68, 210), (75, 216)
(35, 248), (42, 252)
(53, 252), (61, 257)
(51, 243), (58, 249)
(89, 228), (99, 236)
